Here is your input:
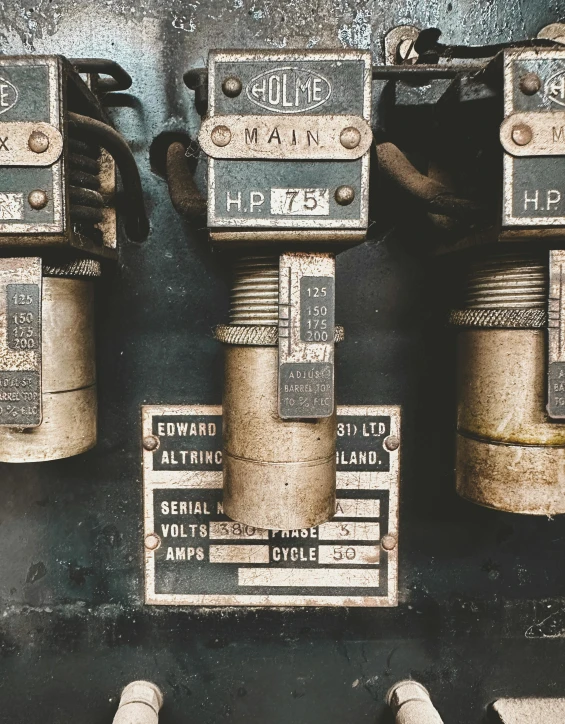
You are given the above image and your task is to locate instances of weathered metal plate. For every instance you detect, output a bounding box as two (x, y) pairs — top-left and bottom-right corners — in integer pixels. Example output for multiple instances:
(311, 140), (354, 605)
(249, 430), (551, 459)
(207, 51), (371, 232)
(0, 121), (63, 165)
(0, 57), (64, 234)
(503, 49), (565, 226)
(199, 114), (372, 160)
(548, 249), (565, 418)
(279, 253), (335, 418)
(0, 257), (41, 426)
(142, 404), (400, 607)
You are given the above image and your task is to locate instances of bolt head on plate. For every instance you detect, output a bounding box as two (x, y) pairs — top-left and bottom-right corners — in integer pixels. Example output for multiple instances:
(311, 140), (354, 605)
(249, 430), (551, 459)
(144, 533), (161, 551)
(519, 72), (541, 95)
(28, 189), (48, 210)
(211, 125), (232, 147)
(340, 126), (361, 149)
(222, 76), (242, 97)
(335, 185), (355, 205)
(143, 434), (160, 451)
(28, 130), (50, 154)
(381, 534), (397, 551)
(511, 123), (533, 146)
(384, 434), (400, 451)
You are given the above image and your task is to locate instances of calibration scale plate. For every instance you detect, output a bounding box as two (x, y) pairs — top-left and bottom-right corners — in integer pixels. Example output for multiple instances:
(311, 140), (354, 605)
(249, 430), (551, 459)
(142, 404), (400, 607)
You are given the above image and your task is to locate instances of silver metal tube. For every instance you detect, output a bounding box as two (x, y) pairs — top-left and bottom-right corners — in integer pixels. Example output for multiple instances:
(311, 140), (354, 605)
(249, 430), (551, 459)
(387, 681), (444, 724)
(112, 681), (163, 724)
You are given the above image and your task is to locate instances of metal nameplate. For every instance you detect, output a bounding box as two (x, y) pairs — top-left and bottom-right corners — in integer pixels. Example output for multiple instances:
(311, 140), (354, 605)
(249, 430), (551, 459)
(502, 49), (565, 226)
(142, 404), (400, 607)
(206, 50), (372, 233)
(279, 253), (335, 418)
(0, 122), (63, 166)
(548, 248), (565, 418)
(0, 257), (41, 426)
(0, 57), (64, 234)
(199, 114), (372, 160)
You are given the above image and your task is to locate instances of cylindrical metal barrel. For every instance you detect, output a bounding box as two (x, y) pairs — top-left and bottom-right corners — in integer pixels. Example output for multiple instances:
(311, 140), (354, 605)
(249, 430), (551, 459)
(223, 344), (336, 530)
(0, 273), (97, 462)
(217, 255), (336, 530)
(452, 249), (565, 514)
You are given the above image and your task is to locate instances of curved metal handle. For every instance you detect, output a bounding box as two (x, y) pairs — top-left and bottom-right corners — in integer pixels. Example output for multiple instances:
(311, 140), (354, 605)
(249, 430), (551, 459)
(70, 58), (132, 92)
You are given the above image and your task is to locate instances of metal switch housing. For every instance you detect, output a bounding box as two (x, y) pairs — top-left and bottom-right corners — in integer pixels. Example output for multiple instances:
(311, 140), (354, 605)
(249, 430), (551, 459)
(0, 55), (147, 462)
(181, 49), (373, 529)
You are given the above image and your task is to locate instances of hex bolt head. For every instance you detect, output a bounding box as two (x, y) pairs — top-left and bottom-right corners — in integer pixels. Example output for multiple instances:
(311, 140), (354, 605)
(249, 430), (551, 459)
(384, 434), (400, 451)
(511, 123), (533, 146)
(211, 125), (232, 147)
(335, 185), (355, 206)
(381, 534), (397, 551)
(28, 189), (48, 210)
(142, 434), (160, 451)
(144, 533), (161, 551)
(222, 76), (242, 97)
(340, 126), (361, 149)
(519, 72), (541, 95)
(28, 130), (50, 154)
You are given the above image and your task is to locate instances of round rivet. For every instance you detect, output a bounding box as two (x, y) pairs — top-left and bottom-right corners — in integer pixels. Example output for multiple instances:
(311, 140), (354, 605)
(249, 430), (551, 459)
(340, 126), (361, 149)
(519, 72), (541, 95)
(381, 534), (397, 551)
(144, 533), (161, 551)
(28, 130), (50, 154)
(142, 434), (160, 451)
(222, 76), (242, 98)
(334, 185), (355, 205)
(28, 189), (48, 210)
(384, 434), (400, 451)
(511, 123), (533, 146)
(211, 125), (232, 147)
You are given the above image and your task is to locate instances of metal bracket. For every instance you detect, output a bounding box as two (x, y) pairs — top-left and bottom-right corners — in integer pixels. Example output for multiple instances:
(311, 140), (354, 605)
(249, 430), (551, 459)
(278, 252), (335, 419)
(0, 257), (42, 427)
(199, 114), (372, 160)
(501, 111), (565, 156)
(0, 122), (63, 166)
(548, 248), (565, 419)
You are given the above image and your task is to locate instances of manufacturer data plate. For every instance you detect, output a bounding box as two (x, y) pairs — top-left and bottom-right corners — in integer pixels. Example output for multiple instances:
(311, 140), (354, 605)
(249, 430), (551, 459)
(142, 404), (400, 607)
(503, 49), (565, 227)
(0, 257), (41, 426)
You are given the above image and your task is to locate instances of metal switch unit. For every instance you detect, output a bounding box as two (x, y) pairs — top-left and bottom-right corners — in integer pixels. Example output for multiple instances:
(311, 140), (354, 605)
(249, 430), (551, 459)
(453, 47), (565, 514)
(0, 55), (147, 463)
(375, 31), (565, 516)
(176, 50), (372, 530)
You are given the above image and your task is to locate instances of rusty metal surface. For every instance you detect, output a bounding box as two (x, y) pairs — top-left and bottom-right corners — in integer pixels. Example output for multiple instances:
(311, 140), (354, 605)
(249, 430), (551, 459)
(1, 1), (565, 723)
